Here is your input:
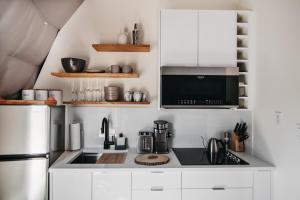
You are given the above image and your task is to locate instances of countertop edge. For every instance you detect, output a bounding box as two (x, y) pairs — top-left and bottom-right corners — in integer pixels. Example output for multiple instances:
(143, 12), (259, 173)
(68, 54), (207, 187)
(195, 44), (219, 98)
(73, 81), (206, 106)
(49, 148), (274, 172)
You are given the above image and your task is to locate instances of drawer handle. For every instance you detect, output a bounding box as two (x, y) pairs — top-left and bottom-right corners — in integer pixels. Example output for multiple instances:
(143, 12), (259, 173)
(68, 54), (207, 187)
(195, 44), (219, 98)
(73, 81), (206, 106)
(212, 187), (226, 190)
(151, 171), (164, 174)
(151, 186), (164, 191)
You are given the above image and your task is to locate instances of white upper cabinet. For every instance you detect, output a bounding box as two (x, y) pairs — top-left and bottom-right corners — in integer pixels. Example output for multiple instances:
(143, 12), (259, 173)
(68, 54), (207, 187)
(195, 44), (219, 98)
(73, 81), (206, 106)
(161, 9), (198, 67)
(161, 9), (237, 67)
(198, 11), (237, 67)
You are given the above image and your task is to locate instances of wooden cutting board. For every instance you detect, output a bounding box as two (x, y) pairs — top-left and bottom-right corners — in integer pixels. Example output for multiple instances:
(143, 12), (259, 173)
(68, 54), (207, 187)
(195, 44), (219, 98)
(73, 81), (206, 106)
(135, 154), (170, 166)
(96, 153), (127, 164)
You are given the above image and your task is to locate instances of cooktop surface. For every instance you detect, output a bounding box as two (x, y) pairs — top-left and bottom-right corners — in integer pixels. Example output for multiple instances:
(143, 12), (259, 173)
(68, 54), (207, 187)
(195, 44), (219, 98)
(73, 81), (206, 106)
(173, 148), (249, 165)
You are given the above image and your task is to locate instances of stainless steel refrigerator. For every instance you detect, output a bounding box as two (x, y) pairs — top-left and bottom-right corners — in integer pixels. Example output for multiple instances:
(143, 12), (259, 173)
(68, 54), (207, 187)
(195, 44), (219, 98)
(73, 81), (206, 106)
(0, 105), (65, 200)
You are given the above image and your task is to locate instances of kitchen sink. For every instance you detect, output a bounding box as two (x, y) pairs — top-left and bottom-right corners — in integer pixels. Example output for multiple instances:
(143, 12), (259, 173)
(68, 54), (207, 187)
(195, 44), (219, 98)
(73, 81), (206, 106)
(70, 152), (127, 164)
(70, 153), (101, 164)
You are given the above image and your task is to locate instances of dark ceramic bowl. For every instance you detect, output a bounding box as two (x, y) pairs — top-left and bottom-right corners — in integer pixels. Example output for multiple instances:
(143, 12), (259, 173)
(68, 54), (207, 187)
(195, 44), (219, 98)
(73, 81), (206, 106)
(61, 58), (86, 73)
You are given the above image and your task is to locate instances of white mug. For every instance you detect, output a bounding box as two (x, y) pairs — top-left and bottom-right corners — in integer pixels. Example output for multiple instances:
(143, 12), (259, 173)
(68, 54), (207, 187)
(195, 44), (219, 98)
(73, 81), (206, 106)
(142, 92), (147, 102)
(49, 90), (63, 105)
(124, 91), (133, 102)
(35, 90), (48, 100)
(22, 90), (34, 100)
(133, 91), (142, 102)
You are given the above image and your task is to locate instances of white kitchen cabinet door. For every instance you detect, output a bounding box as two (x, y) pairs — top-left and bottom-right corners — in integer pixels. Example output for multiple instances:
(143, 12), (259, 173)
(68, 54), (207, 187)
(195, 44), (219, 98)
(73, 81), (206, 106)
(254, 170), (271, 200)
(132, 189), (181, 200)
(182, 188), (252, 200)
(198, 11), (237, 67)
(93, 171), (131, 200)
(51, 172), (92, 200)
(161, 9), (198, 67)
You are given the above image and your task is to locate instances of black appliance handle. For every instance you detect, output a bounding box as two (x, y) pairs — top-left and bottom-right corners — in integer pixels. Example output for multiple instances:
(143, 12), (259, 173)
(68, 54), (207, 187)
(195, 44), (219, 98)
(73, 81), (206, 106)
(217, 139), (225, 150)
(0, 154), (48, 161)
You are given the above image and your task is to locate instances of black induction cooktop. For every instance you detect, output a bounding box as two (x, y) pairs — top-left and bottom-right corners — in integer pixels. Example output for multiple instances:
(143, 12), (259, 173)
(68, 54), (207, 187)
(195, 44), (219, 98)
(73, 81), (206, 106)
(173, 148), (249, 165)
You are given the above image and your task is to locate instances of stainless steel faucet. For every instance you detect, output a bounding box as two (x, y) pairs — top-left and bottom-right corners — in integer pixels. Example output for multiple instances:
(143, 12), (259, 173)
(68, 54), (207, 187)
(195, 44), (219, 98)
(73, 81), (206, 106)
(101, 117), (114, 149)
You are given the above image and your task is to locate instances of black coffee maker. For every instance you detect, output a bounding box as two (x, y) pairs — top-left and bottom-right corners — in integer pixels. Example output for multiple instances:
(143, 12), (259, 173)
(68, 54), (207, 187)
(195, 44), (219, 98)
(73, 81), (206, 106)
(153, 120), (172, 154)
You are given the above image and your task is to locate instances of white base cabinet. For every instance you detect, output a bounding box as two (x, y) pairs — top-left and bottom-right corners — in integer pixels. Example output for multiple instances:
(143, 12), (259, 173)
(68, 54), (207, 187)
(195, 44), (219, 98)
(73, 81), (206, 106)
(132, 171), (181, 200)
(93, 171), (131, 200)
(183, 188), (252, 200)
(51, 172), (92, 200)
(51, 169), (272, 200)
(254, 170), (272, 200)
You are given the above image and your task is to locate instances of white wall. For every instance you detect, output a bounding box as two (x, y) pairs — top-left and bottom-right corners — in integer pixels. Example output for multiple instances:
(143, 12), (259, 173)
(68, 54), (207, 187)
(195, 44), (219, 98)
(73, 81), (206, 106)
(34, 0), (241, 103)
(242, 0), (300, 200)
(34, 0), (252, 150)
(33, 0), (300, 199)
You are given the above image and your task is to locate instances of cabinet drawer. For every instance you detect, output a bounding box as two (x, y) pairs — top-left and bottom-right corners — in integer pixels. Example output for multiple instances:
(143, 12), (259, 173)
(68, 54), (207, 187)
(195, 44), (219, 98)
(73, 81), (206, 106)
(133, 189), (181, 200)
(132, 171), (181, 189)
(182, 170), (253, 189)
(182, 188), (252, 200)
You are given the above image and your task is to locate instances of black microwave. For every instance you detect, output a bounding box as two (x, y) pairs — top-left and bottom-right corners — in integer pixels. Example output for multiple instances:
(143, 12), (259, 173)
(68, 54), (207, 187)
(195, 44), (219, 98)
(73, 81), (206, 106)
(160, 67), (239, 109)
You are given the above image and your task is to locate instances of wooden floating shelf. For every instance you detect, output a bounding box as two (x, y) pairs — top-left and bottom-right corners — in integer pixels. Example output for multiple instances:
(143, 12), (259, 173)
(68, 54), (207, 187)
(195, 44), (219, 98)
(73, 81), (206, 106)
(0, 99), (57, 106)
(92, 44), (150, 52)
(64, 101), (150, 106)
(51, 72), (139, 78)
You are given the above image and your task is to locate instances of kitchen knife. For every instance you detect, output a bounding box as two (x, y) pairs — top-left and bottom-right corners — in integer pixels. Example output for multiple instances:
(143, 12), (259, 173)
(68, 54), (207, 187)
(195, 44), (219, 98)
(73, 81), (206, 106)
(237, 123), (243, 135)
(234, 123), (239, 133)
(239, 134), (249, 142)
(240, 123), (247, 136)
(238, 123), (245, 135)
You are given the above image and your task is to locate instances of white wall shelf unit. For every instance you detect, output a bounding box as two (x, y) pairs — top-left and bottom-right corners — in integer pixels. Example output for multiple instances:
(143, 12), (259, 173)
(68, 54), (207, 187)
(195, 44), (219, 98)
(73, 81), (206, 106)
(236, 11), (253, 110)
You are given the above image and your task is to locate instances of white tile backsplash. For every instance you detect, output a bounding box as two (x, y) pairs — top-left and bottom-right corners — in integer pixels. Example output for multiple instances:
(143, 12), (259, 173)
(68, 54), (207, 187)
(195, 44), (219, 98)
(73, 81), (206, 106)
(67, 107), (252, 153)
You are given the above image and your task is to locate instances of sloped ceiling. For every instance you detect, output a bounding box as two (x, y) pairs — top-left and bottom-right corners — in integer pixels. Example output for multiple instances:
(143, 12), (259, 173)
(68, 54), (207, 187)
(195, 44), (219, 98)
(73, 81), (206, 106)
(0, 0), (83, 98)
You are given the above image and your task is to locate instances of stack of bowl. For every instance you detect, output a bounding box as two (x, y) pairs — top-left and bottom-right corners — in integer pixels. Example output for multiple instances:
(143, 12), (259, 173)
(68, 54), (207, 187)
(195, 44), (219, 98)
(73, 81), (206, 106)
(104, 86), (120, 102)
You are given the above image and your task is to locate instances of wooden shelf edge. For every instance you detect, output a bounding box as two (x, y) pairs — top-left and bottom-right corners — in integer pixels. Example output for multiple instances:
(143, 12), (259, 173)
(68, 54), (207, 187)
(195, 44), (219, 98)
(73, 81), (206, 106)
(64, 101), (150, 106)
(0, 99), (57, 106)
(51, 72), (139, 78)
(92, 44), (150, 52)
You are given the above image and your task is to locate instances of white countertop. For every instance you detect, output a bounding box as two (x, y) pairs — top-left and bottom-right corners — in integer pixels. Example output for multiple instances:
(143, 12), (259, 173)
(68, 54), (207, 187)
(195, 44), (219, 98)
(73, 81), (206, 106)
(49, 148), (274, 172)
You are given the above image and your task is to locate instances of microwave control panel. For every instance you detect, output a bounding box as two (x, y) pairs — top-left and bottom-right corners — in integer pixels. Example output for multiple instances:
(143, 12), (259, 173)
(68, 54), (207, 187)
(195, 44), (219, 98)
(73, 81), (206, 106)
(176, 99), (224, 105)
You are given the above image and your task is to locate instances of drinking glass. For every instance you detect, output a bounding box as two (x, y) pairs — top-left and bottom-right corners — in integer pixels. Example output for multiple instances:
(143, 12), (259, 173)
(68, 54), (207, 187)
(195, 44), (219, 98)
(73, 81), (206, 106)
(92, 79), (98, 102)
(85, 79), (92, 101)
(79, 79), (85, 101)
(96, 80), (103, 102)
(71, 80), (78, 102)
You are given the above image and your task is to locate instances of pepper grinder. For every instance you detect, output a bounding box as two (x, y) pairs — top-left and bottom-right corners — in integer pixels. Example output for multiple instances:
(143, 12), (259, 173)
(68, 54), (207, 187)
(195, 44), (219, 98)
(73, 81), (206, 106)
(132, 23), (139, 45)
(224, 132), (230, 151)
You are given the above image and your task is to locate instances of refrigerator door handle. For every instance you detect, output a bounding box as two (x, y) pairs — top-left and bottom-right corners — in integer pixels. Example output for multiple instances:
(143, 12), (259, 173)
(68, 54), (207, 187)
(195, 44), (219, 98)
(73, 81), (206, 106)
(0, 154), (48, 161)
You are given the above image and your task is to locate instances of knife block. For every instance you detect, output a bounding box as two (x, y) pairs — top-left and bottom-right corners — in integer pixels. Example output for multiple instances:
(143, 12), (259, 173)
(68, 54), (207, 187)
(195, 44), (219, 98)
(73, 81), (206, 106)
(230, 132), (245, 152)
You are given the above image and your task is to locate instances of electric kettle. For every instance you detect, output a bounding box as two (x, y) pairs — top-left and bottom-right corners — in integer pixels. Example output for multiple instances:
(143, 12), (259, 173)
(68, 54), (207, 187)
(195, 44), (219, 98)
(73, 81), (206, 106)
(206, 138), (225, 164)
(207, 138), (225, 154)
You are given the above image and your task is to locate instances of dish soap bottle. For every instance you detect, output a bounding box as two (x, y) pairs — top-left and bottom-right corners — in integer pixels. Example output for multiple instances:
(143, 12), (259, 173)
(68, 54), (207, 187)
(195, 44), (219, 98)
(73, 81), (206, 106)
(132, 23), (139, 45)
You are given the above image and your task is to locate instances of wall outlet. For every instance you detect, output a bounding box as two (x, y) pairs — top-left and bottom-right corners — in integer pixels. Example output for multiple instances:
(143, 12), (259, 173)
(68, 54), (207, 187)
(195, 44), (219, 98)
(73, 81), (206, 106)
(274, 111), (282, 125)
(296, 123), (300, 140)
